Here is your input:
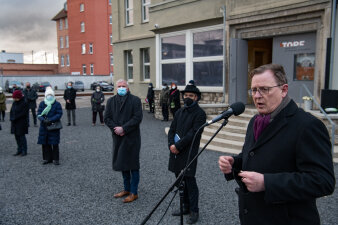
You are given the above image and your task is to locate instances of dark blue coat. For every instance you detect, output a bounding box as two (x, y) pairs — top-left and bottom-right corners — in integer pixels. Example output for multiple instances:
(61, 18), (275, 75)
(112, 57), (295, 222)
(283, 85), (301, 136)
(37, 100), (63, 145)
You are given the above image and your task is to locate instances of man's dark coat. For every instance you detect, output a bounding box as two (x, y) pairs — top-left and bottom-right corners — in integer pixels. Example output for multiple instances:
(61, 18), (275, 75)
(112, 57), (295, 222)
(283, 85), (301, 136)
(168, 103), (206, 177)
(23, 88), (38, 109)
(10, 98), (29, 135)
(104, 92), (143, 171)
(63, 88), (77, 110)
(226, 100), (335, 225)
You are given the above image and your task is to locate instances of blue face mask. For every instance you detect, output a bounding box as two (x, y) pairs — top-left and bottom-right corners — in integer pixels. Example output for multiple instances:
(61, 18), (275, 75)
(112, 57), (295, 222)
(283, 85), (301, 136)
(117, 87), (127, 96)
(67, 86), (72, 89)
(46, 95), (54, 101)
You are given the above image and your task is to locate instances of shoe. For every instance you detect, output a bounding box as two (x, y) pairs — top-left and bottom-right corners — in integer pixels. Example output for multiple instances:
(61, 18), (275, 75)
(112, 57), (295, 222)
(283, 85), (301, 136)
(53, 160), (60, 165)
(13, 152), (21, 156)
(67, 123), (71, 126)
(123, 194), (138, 203)
(42, 160), (52, 165)
(186, 212), (199, 224)
(113, 190), (130, 198)
(172, 207), (190, 216)
(21, 152), (27, 156)
(92, 123), (95, 126)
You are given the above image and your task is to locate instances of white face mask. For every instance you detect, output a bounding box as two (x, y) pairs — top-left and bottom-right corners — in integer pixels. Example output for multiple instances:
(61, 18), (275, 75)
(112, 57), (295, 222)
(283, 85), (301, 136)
(162, 86), (166, 89)
(96, 89), (100, 92)
(172, 86), (176, 89)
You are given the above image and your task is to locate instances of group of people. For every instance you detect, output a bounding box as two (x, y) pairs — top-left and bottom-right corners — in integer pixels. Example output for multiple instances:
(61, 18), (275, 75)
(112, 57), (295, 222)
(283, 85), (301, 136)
(2, 64), (336, 225)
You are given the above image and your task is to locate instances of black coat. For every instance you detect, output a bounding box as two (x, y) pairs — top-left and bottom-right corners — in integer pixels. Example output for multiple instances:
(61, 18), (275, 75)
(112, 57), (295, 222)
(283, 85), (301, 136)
(91, 91), (105, 112)
(63, 88), (77, 110)
(226, 100), (335, 225)
(23, 88), (38, 109)
(168, 103), (206, 176)
(10, 98), (29, 135)
(104, 92), (143, 171)
(146, 87), (154, 101)
(169, 88), (181, 112)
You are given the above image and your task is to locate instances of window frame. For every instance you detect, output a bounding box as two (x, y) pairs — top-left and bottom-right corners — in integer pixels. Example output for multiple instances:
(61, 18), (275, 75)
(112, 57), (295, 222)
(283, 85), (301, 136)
(89, 43), (93, 54)
(90, 64), (94, 75)
(125, 0), (133, 26)
(59, 19), (63, 30)
(65, 36), (69, 48)
(66, 54), (70, 66)
(125, 50), (133, 81)
(80, 3), (84, 12)
(61, 55), (65, 67)
(60, 37), (64, 49)
(81, 22), (85, 32)
(141, 0), (150, 23)
(141, 48), (150, 81)
(65, 18), (68, 29)
(82, 64), (87, 75)
(110, 54), (114, 66)
(81, 43), (86, 54)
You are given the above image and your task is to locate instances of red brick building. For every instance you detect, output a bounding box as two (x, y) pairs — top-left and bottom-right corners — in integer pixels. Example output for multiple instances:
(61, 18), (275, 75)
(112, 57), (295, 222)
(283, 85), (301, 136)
(52, 0), (113, 76)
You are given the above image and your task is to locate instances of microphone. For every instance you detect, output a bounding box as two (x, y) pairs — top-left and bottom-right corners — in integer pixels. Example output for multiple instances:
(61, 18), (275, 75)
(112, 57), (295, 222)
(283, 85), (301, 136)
(206, 102), (245, 125)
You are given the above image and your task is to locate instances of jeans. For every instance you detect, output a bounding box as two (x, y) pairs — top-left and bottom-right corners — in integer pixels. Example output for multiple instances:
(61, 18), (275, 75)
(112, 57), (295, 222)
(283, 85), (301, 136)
(15, 134), (27, 154)
(122, 170), (140, 195)
(175, 173), (199, 213)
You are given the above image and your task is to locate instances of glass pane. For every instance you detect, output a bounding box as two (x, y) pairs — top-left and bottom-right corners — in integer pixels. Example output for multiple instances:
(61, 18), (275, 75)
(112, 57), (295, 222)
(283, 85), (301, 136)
(193, 29), (223, 57)
(127, 51), (133, 64)
(144, 65), (150, 79)
(144, 49), (149, 63)
(128, 66), (133, 79)
(161, 35), (185, 59)
(293, 53), (315, 81)
(162, 63), (185, 85)
(193, 61), (223, 86)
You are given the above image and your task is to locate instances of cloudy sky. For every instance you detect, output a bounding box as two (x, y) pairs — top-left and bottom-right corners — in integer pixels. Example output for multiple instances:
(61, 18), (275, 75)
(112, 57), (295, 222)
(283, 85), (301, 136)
(0, 0), (65, 64)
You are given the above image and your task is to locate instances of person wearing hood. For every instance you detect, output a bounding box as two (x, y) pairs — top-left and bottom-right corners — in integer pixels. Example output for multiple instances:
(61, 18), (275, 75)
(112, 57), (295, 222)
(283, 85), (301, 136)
(0, 87), (6, 121)
(63, 82), (77, 126)
(37, 87), (63, 165)
(104, 79), (143, 203)
(146, 83), (154, 113)
(167, 83), (206, 224)
(160, 83), (170, 121)
(91, 86), (105, 126)
(10, 90), (29, 156)
(169, 82), (181, 117)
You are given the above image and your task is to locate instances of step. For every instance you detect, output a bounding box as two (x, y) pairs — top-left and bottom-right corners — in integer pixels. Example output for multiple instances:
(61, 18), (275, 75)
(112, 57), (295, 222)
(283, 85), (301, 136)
(203, 127), (245, 142)
(208, 123), (248, 134)
(200, 134), (244, 150)
(203, 144), (242, 155)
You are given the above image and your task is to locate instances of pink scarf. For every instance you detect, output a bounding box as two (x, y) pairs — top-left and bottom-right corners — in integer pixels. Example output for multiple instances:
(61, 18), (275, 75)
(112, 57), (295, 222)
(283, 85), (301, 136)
(253, 114), (271, 141)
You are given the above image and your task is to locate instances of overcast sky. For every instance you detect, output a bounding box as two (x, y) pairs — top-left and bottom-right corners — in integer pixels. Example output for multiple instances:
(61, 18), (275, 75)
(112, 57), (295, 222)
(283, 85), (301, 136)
(0, 0), (65, 64)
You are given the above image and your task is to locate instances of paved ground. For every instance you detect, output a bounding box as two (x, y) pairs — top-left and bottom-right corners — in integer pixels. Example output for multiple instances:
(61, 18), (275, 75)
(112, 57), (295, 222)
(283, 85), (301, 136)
(0, 103), (337, 225)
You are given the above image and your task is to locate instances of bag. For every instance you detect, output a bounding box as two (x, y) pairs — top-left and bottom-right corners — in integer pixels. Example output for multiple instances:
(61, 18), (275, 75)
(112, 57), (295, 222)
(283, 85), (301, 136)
(47, 121), (63, 131)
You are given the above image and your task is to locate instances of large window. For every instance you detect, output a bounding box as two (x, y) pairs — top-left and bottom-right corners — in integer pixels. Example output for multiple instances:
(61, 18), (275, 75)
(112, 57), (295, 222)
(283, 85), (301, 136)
(61, 55), (65, 67)
(80, 3), (84, 12)
(141, 48), (150, 80)
(142, 0), (150, 23)
(82, 64), (86, 75)
(81, 43), (86, 54)
(89, 43), (93, 54)
(125, 50), (133, 80)
(159, 27), (224, 87)
(65, 36), (69, 48)
(66, 55), (70, 66)
(60, 37), (64, 49)
(59, 19), (63, 30)
(90, 64), (94, 75)
(81, 22), (85, 32)
(125, 0), (133, 26)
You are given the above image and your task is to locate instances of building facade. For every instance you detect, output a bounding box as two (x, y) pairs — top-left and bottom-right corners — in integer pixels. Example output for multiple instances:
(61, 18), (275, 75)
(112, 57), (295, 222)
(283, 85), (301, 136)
(0, 51), (24, 64)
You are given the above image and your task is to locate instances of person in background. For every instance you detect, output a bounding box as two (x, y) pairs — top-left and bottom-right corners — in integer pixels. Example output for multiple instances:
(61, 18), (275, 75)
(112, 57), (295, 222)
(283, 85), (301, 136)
(104, 79), (143, 203)
(0, 87), (6, 121)
(218, 64), (335, 225)
(169, 82), (181, 118)
(11, 83), (18, 93)
(63, 82), (77, 126)
(37, 87), (63, 165)
(10, 90), (29, 156)
(146, 83), (155, 113)
(160, 83), (170, 121)
(23, 82), (38, 127)
(91, 86), (105, 126)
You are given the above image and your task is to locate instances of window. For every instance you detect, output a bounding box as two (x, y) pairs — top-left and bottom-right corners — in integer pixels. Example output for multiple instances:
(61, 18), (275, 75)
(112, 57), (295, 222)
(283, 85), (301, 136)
(125, 0), (133, 26)
(65, 36), (69, 48)
(82, 64), (87, 75)
(109, 0), (112, 5)
(293, 53), (315, 81)
(90, 64), (94, 75)
(80, 3), (84, 12)
(110, 34), (113, 45)
(125, 50), (133, 80)
(66, 55), (70, 66)
(61, 55), (65, 67)
(65, 18), (68, 29)
(141, 48), (150, 80)
(60, 37), (64, 49)
(82, 43), (86, 54)
(162, 35), (186, 60)
(142, 0), (150, 22)
(89, 43), (93, 54)
(81, 22), (85, 32)
(109, 15), (112, 24)
(59, 19), (63, 30)
(110, 54), (114, 65)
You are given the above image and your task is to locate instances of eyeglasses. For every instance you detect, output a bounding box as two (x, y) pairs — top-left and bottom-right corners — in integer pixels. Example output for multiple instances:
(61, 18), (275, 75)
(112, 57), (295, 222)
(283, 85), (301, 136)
(248, 85), (282, 96)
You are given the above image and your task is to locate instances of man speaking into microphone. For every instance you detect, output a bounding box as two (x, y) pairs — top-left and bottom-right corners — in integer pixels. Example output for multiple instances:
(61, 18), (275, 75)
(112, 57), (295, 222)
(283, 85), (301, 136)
(218, 64), (335, 225)
(168, 82), (206, 224)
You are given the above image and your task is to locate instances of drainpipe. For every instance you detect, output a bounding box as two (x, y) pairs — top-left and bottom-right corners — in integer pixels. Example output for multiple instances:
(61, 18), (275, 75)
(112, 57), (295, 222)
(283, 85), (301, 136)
(329, 0), (337, 89)
(221, 5), (226, 103)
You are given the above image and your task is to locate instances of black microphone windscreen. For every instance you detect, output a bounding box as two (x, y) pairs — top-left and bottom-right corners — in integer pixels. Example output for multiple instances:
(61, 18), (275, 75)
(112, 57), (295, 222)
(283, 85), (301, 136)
(230, 102), (245, 116)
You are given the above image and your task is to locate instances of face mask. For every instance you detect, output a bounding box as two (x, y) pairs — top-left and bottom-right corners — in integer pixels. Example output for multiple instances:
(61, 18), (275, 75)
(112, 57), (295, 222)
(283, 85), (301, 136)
(46, 95), (54, 101)
(96, 89), (100, 92)
(117, 87), (127, 96)
(172, 86), (176, 89)
(162, 86), (166, 89)
(26, 86), (30, 89)
(67, 86), (72, 89)
(183, 98), (194, 107)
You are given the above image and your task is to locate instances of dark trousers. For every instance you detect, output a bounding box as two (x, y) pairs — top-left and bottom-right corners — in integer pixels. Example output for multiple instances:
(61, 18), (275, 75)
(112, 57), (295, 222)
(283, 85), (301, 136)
(27, 106), (37, 125)
(67, 109), (76, 125)
(162, 103), (169, 120)
(175, 173), (199, 213)
(170, 107), (179, 118)
(148, 99), (154, 113)
(15, 134), (27, 154)
(42, 144), (59, 161)
(92, 111), (103, 124)
(122, 170), (140, 195)
(1, 111), (5, 121)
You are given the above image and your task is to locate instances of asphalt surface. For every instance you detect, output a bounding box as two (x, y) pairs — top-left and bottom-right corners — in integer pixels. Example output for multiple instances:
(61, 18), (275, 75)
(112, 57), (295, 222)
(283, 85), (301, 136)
(0, 107), (337, 225)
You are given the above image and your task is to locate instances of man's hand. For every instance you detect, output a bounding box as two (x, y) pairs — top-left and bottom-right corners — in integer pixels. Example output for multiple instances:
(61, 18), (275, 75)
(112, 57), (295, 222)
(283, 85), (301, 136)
(218, 156), (234, 174)
(66, 100), (70, 103)
(114, 126), (124, 136)
(238, 171), (265, 192)
(169, 145), (179, 154)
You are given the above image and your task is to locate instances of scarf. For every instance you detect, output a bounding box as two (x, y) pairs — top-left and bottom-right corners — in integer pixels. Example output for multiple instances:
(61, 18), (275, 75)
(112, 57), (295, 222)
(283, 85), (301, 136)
(39, 97), (56, 117)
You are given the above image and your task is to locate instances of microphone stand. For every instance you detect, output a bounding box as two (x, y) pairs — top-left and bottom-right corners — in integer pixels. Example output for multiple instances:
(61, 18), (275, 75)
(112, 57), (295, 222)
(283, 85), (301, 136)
(140, 119), (229, 225)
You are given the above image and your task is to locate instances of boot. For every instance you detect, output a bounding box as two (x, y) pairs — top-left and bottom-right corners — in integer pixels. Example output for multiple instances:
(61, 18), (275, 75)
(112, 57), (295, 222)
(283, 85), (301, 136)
(186, 211), (199, 224)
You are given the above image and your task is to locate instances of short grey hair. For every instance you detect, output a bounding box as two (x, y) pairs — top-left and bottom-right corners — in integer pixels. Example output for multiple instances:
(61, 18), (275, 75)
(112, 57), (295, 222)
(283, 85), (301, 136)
(116, 79), (129, 87)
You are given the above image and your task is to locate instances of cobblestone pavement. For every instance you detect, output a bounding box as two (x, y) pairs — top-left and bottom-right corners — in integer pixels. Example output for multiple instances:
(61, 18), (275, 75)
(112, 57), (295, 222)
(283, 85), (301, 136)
(0, 99), (337, 225)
